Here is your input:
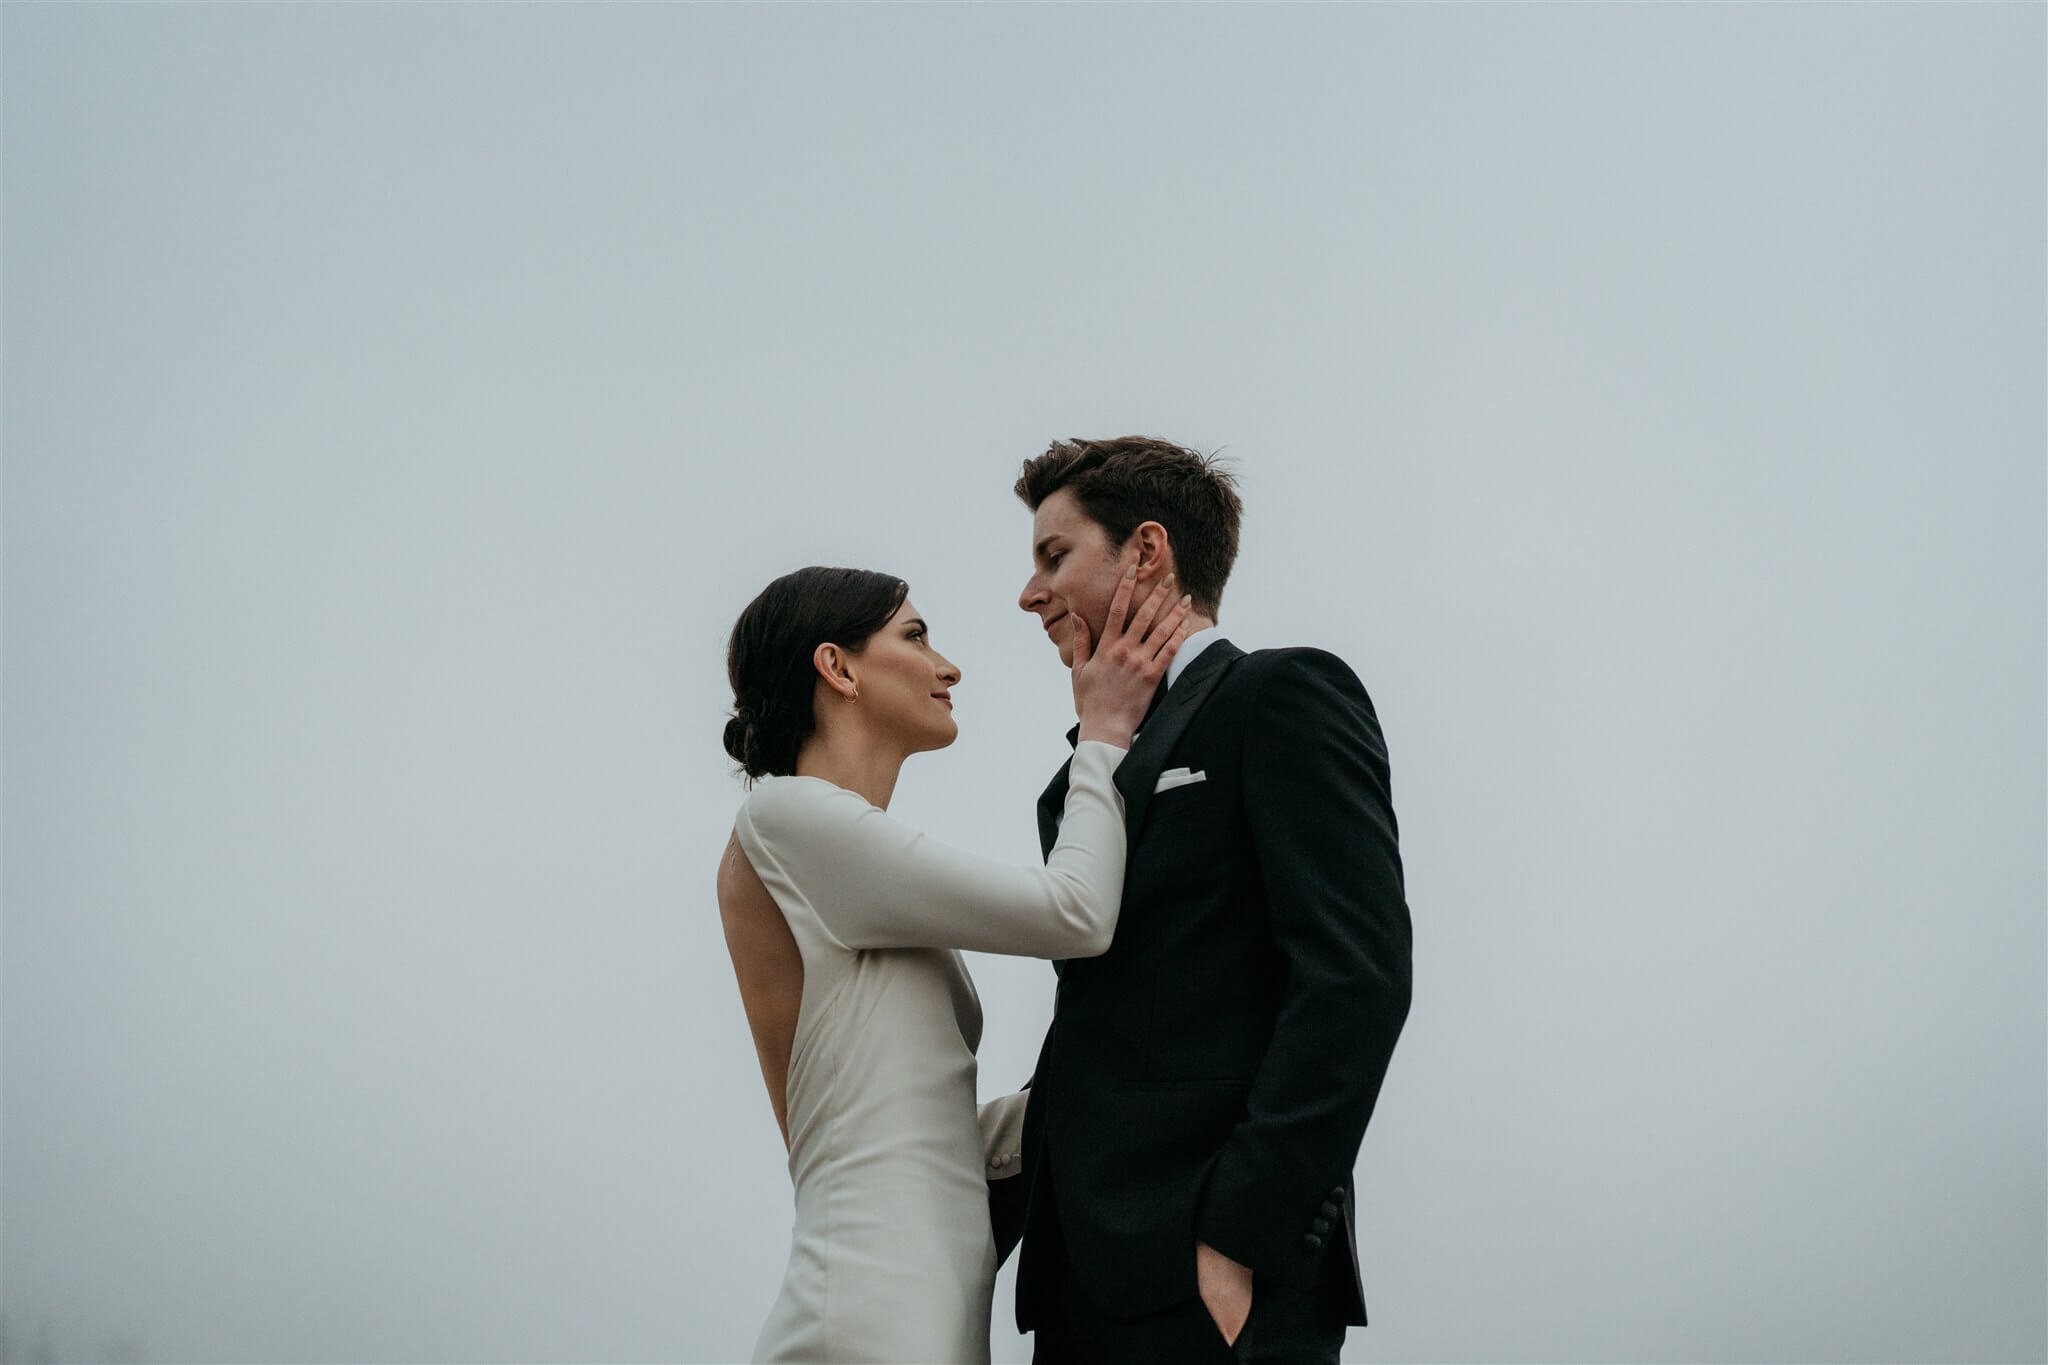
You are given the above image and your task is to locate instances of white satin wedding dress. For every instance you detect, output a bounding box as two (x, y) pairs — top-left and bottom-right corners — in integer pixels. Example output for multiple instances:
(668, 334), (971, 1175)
(731, 740), (1129, 1364)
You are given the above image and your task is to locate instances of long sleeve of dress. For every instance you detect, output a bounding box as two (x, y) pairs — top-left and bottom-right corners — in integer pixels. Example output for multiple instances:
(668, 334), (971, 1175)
(735, 739), (1128, 958)
(977, 1090), (1029, 1180)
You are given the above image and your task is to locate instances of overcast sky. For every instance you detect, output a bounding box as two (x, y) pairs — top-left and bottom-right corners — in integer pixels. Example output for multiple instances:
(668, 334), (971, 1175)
(4, 5), (2042, 1364)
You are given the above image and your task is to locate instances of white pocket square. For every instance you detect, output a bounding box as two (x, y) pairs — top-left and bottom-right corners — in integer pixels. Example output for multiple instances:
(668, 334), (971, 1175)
(1153, 767), (1207, 794)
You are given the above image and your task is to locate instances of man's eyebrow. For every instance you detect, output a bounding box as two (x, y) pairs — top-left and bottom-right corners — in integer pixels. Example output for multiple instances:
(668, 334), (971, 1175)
(1033, 535), (1064, 562)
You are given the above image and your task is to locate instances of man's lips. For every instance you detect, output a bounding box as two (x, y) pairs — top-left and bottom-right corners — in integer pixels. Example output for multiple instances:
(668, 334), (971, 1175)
(1043, 612), (1068, 638)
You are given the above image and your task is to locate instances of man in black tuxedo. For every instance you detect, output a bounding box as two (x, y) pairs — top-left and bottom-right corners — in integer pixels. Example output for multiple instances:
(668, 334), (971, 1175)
(996, 437), (1411, 1364)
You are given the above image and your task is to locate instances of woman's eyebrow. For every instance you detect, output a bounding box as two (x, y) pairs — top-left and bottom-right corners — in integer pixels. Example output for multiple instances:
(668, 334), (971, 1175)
(904, 618), (929, 633)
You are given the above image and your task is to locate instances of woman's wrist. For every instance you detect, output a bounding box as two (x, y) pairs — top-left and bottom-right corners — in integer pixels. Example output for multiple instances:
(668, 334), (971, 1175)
(1075, 720), (1136, 749)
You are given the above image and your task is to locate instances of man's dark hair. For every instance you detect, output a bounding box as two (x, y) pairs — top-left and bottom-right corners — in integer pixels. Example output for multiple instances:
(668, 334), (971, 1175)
(1013, 436), (1242, 616)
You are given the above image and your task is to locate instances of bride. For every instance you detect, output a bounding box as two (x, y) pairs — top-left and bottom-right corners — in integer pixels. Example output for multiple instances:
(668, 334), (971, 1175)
(717, 563), (1190, 1364)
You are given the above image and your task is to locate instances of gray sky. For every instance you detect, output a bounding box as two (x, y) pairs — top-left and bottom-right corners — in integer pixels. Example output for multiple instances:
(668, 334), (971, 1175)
(3, 4), (2042, 1363)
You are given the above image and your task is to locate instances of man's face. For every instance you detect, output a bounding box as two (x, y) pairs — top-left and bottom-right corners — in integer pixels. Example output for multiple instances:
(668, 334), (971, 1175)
(1017, 488), (1131, 669)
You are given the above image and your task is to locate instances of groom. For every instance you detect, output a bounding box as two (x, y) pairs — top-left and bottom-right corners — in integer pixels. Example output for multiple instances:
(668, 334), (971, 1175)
(998, 436), (1412, 1363)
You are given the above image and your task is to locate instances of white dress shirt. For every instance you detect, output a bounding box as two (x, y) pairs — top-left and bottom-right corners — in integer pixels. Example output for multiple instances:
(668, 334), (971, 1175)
(1166, 624), (1225, 691)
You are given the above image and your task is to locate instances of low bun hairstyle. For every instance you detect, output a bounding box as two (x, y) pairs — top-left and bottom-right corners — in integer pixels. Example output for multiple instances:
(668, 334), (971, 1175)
(724, 566), (910, 780)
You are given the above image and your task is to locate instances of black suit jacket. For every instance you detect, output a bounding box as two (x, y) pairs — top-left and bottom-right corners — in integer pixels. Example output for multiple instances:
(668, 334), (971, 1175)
(998, 639), (1411, 1327)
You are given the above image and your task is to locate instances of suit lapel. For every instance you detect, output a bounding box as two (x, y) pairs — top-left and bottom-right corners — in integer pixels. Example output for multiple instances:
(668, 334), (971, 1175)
(1114, 640), (1243, 841)
(1035, 730), (1082, 976)
(1035, 727), (1079, 859)
(1038, 638), (1245, 852)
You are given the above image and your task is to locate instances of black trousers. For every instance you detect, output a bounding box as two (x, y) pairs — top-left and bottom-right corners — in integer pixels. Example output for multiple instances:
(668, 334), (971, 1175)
(1025, 1181), (1347, 1365)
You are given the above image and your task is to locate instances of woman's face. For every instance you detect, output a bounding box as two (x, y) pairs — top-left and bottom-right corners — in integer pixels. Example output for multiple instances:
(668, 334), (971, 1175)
(847, 599), (962, 754)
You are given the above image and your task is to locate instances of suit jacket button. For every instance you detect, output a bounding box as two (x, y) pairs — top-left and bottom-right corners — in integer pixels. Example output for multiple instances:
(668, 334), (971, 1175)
(1320, 1201), (1340, 1220)
(1302, 1233), (1324, 1251)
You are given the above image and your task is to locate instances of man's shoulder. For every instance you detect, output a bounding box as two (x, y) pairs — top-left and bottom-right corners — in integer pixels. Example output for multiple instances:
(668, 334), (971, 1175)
(1206, 646), (1377, 730)
(1227, 644), (1368, 692)
(1237, 643), (1355, 670)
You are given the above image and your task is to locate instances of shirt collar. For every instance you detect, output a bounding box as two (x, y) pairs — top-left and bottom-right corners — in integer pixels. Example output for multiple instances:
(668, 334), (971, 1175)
(1166, 625), (1226, 690)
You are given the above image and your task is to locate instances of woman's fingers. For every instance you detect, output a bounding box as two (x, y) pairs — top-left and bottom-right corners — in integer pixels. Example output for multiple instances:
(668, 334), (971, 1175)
(1124, 574), (1176, 647)
(1099, 563), (1139, 645)
(1068, 612), (1093, 669)
(1149, 595), (1195, 663)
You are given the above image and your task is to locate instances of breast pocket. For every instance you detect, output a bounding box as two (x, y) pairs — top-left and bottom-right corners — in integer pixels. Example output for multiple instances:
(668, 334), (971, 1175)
(1136, 770), (1235, 863)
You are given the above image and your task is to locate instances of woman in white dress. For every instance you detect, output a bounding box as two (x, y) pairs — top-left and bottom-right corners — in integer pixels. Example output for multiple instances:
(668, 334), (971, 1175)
(717, 563), (1191, 1364)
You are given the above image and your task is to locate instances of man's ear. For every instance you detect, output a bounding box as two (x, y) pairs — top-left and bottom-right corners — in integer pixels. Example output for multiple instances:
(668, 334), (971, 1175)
(1132, 520), (1174, 579)
(812, 642), (858, 701)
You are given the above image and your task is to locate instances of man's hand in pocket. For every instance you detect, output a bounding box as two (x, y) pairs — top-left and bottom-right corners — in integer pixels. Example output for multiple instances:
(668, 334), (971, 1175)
(1196, 1240), (1254, 1346)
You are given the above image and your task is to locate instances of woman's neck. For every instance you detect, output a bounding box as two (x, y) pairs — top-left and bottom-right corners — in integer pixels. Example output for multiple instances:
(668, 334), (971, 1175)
(793, 727), (906, 810)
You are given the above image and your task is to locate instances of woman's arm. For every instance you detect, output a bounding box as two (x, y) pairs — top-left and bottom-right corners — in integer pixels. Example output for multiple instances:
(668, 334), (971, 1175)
(736, 739), (1128, 958)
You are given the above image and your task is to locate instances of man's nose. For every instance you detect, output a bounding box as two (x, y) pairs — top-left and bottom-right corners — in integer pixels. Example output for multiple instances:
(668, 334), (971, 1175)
(1018, 577), (1046, 612)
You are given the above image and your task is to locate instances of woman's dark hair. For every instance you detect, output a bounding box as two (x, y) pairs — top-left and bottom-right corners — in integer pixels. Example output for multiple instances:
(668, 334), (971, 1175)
(724, 566), (910, 780)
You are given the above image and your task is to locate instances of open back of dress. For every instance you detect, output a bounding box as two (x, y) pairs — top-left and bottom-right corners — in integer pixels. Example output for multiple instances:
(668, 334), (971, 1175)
(716, 830), (803, 1149)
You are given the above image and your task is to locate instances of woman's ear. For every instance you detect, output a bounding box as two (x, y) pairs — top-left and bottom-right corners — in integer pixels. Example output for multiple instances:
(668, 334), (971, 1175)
(813, 642), (859, 702)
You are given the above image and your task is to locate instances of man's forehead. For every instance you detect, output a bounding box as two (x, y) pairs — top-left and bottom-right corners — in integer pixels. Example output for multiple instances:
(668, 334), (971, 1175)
(1032, 489), (1089, 543)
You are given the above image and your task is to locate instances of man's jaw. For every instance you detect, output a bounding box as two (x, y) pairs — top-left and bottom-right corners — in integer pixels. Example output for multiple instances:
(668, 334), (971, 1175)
(1040, 610), (1075, 668)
